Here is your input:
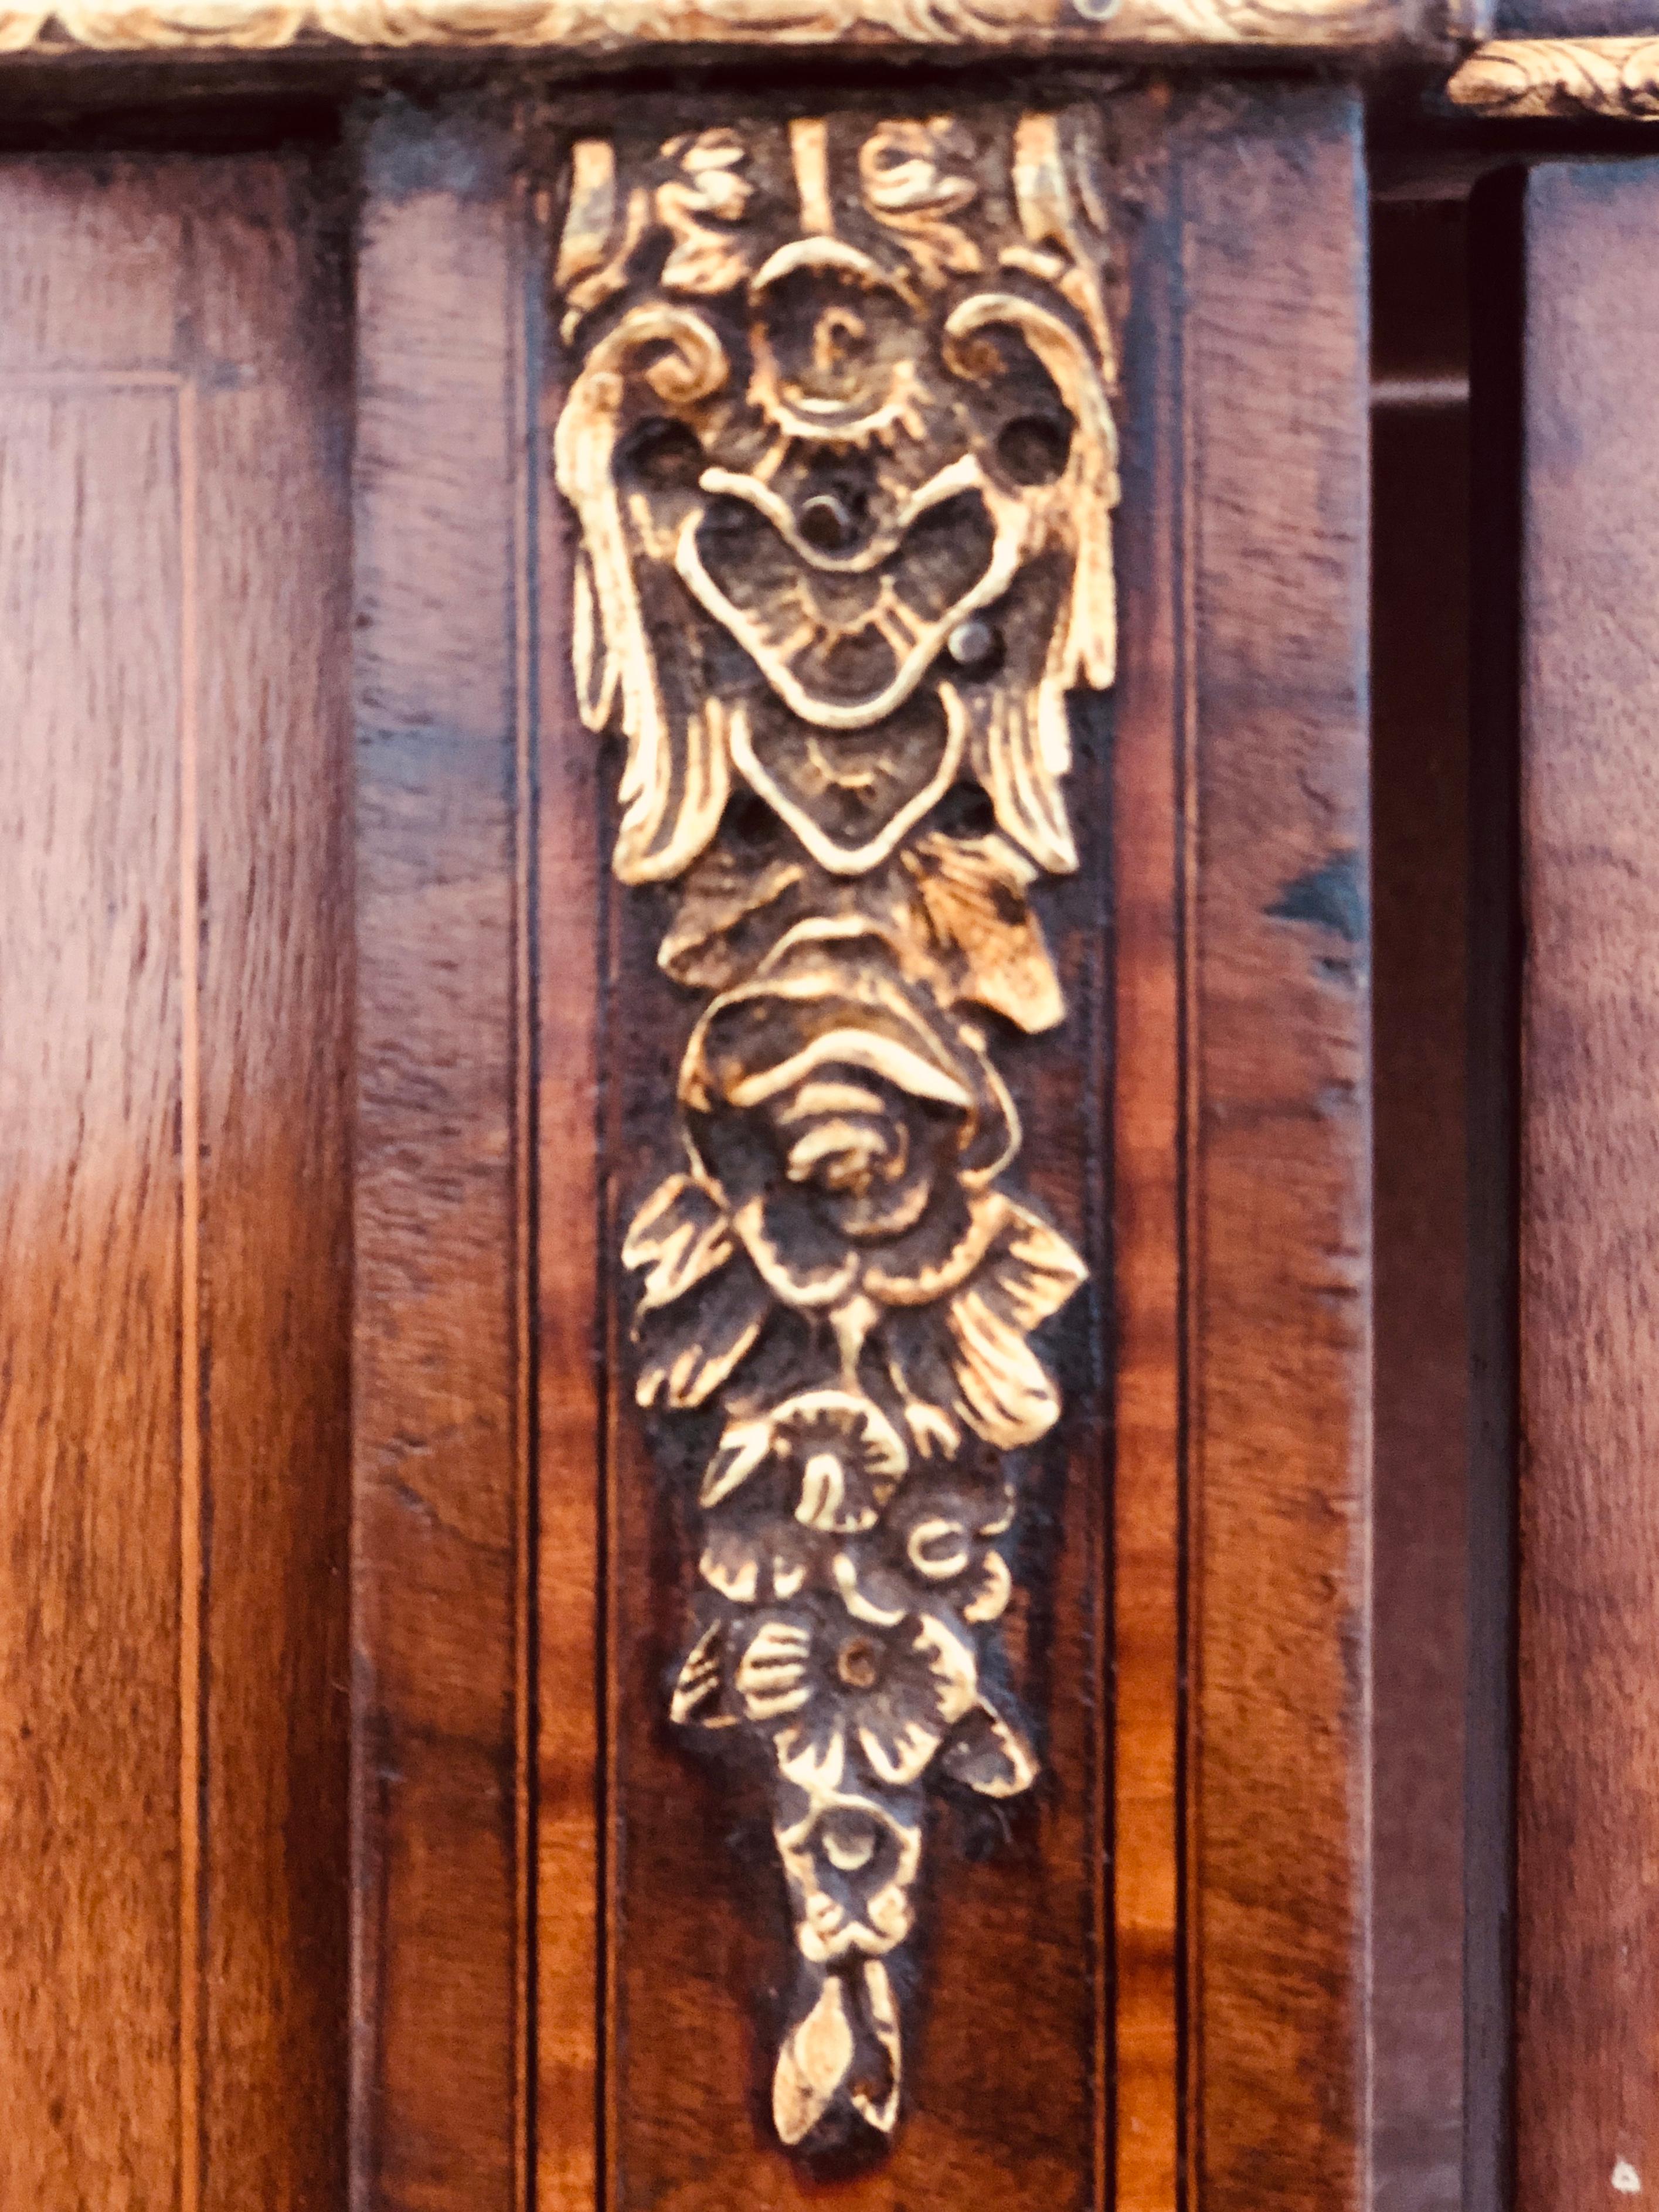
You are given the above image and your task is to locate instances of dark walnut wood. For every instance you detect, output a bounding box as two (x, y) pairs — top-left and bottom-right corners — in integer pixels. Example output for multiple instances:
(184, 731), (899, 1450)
(1512, 156), (1659, 2212)
(0, 152), (352, 2207)
(351, 101), (545, 2212)
(555, 101), (1111, 2179)
(526, 76), (1374, 2211)
(0, 76), (1378, 2212)
(1171, 83), (1372, 2212)
(1493, 0), (1659, 35)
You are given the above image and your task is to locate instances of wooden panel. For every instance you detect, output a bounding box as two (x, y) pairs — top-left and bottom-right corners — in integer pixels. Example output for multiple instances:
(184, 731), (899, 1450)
(1514, 157), (1659, 2212)
(1179, 84), (1373, 2212)
(582, 130), (1116, 2212)
(1465, 166), (1524, 2212)
(521, 79), (1372, 2212)
(351, 100), (543, 2212)
(1371, 197), (1471, 2212)
(0, 152), (351, 2208)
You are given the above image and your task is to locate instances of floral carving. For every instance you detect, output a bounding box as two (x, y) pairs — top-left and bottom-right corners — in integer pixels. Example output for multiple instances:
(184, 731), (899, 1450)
(0, 0), (1419, 58)
(555, 104), (1117, 2156)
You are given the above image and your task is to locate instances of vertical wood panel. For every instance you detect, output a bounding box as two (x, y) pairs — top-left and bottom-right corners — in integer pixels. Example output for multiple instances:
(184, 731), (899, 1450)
(583, 103), (1116, 2212)
(1515, 157), (1659, 2212)
(193, 159), (354, 2212)
(1371, 201), (1471, 2212)
(1181, 85), (1373, 2212)
(352, 98), (535, 2212)
(1111, 159), (1184, 2212)
(0, 152), (351, 2211)
(0, 366), (186, 2212)
(536, 189), (603, 2212)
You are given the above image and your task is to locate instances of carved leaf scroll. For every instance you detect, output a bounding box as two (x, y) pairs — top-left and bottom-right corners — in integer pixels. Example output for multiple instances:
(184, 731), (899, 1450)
(555, 103), (1119, 2157)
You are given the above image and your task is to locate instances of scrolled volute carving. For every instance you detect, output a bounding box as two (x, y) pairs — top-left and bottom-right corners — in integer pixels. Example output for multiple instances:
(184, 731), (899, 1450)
(554, 104), (1118, 2156)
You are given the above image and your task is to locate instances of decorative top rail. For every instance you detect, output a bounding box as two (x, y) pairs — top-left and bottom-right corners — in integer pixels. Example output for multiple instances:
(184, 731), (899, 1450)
(1449, 35), (1659, 115)
(0, 0), (1460, 59)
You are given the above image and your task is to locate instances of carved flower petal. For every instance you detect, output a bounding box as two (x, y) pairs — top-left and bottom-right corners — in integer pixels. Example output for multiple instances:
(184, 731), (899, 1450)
(622, 1171), (735, 1312)
(910, 1611), (980, 1727)
(634, 1255), (770, 1411)
(699, 1417), (773, 1509)
(962, 1550), (1012, 1623)
(905, 1515), (974, 1582)
(776, 1713), (847, 1795)
(977, 1197), (1089, 1333)
(946, 1284), (1063, 1447)
(943, 1697), (1041, 1798)
(773, 1973), (854, 2148)
(699, 1523), (764, 1604)
(858, 1715), (944, 1788)
(774, 1787), (923, 1965)
(902, 1399), (960, 1460)
(733, 1192), (861, 1311)
(900, 830), (1065, 1035)
(831, 1551), (910, 1626)
(848, 1961), (903, 2136)
(670, 1622), (735, 1729)
(735, 1617), (815, 1721)
(657, 847), (805, 992)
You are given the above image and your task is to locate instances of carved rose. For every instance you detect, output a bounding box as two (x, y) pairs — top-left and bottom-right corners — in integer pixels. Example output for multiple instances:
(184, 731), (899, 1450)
(623, 917), (1085, 1454)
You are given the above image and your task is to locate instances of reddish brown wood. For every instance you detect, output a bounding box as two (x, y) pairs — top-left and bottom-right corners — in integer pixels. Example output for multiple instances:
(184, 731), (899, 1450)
(1514, 156), (1659, 2212)
(1110, 147), (1185, 2212)
(352, 103), (539, 2212)
(0, 152), (351, 2208)
(540, 80), (1376, 2212)
(576, 93), (1120, 2212)
(0, 86), (1379, 2212)
(1179, 83), (1373, 2212)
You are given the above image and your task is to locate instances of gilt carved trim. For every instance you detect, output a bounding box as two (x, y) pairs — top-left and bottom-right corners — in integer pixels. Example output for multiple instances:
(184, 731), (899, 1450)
(554, 107), (1115, 2155)
(0, 0), (1450, 55)
(1449, 35), (1659, 115)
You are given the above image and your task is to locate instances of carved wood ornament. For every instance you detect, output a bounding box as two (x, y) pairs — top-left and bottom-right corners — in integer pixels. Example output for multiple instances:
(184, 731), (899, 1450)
(554, 107), (1119, 2156)
(0, 0), (1431, 54)
(1449, 37), (1659, 117)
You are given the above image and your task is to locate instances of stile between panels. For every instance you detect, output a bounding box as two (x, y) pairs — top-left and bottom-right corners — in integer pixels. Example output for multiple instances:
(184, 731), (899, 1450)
(1507, 157), (1659, 2212)
(352, 79), (1375, 2212)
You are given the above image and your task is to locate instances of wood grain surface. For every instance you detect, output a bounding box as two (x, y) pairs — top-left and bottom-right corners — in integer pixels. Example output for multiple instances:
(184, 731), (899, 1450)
(0, 152), (352, 2208)
(523, 79), (1375, 2212)
(0, 87), (1379, 2212)
(1371, 195), (1471, 2212)
(1177, 83), (1374, 2212)
(584, 249), (1116, 2212)
(352, 100), (539, 2212)
(1514, 157), (1659, 2212)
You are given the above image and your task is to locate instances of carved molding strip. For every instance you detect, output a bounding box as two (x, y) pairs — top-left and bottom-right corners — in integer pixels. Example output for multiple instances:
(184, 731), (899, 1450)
(1449, 35), (1659, 114)
(0, 0), (1441, 55)
(554, 108), (1113, 2155)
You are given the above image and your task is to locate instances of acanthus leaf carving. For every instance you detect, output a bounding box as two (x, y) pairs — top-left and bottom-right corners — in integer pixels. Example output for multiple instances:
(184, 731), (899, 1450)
(554, 103), (1119, 2157)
